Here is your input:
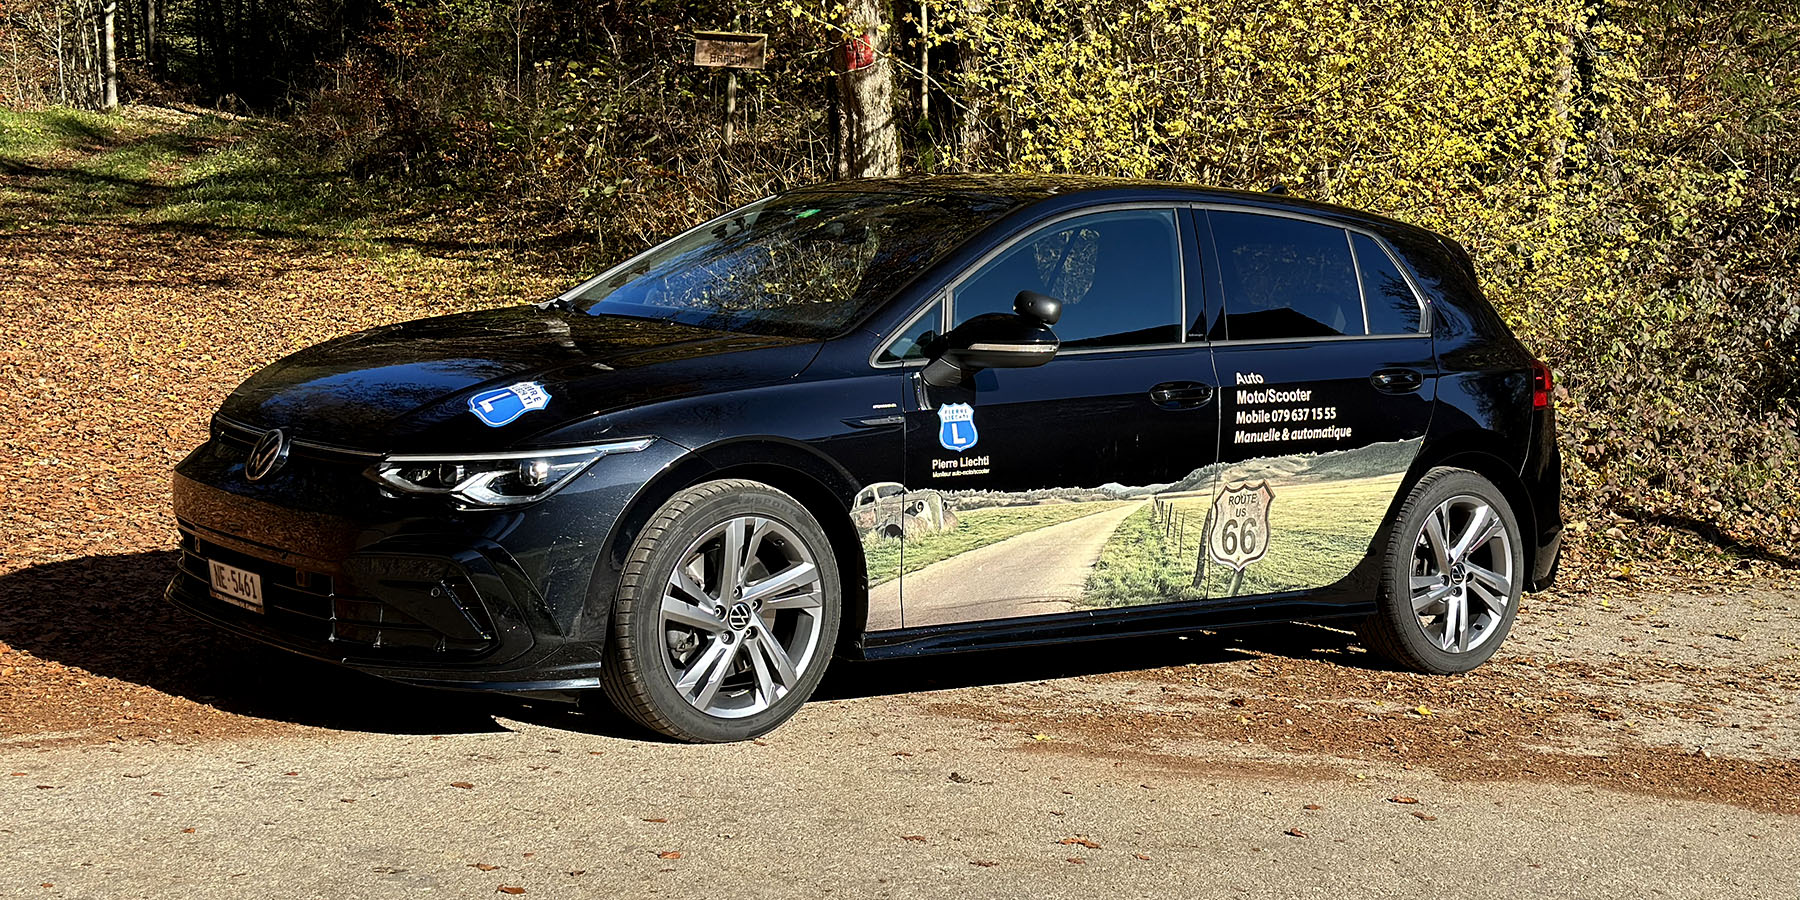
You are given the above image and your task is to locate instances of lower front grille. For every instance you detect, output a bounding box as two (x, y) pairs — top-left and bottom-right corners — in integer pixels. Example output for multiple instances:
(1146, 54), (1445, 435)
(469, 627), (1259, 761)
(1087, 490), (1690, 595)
(176, 530), (496, 659)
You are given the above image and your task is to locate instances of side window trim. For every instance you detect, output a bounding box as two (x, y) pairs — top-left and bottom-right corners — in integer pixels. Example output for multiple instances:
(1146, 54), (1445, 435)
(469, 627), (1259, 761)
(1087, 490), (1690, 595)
(945, 203), (1189, 353)
(1345, 228), (1371, 335)
(1194, 202), (1432, 342)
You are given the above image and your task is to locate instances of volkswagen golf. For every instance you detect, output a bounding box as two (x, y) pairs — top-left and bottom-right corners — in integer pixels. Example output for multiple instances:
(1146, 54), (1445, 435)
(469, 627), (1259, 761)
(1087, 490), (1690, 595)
(167, 176), (1563, 742)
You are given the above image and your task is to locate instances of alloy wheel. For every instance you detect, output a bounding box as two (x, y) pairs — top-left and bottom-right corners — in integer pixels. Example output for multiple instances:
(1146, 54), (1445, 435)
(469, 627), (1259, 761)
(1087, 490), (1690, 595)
(658, 515), (825, 718)
(1408, 494), (1515, 654)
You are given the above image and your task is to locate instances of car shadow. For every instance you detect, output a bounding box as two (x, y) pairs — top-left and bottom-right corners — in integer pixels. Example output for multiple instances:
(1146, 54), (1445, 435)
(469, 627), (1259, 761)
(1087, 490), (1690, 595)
(816, 620), (1370, 703)
(0, 551), (1372, 742)
(0, 550), (513, 736)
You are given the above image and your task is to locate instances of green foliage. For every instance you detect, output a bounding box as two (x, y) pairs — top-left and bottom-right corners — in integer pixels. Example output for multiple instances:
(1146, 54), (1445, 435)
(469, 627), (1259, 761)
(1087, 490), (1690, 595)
(938, 0), (1800, 558)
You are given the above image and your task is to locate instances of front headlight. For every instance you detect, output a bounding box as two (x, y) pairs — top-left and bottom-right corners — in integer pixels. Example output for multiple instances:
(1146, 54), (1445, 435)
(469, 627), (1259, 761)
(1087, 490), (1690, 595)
(367, 438), (655, 508)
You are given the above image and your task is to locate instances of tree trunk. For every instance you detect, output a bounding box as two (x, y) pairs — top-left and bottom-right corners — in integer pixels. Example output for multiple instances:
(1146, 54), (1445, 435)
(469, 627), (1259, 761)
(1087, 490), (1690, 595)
(101, 0), (119, 109)
(835, 0), (899, 179)
(146, 0), (159, 75)
(955, 0), (987, 169)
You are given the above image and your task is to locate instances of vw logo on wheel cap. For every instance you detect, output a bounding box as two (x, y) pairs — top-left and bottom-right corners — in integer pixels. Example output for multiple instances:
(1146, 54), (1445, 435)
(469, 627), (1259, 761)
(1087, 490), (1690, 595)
(726, 602), (754, 631)
(244, 428), (290, 482)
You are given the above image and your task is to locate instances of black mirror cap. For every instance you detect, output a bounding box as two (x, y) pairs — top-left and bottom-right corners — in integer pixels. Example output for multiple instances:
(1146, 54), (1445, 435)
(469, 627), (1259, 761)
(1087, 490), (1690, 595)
(920, 312), (1059, 386)
(1014, 290), (1063, 325)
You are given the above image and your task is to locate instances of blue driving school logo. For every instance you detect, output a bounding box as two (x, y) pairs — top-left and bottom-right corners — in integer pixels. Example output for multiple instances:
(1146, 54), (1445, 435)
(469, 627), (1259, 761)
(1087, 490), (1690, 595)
(468, 381), (550, 427)
(937, 402), (979, 452)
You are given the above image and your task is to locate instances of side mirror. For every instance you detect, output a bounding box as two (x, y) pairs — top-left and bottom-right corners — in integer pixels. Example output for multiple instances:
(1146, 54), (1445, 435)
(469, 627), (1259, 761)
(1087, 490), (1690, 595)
(921, 302), (1060, 388)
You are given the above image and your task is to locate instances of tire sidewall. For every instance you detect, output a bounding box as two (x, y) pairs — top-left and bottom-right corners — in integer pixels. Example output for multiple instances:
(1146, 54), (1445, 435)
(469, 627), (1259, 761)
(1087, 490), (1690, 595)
(615, 482), (842, 742)
(1379, 469), (1525, 674)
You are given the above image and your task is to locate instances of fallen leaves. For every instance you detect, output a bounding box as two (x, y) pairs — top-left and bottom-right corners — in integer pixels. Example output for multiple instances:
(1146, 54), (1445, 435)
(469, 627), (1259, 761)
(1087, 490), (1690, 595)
(642, 817), (668, 824)
(1412, 812), (1439, 822)
(1284, 827), (1309, 838)
(449, 782), (475, 790)
(1388, 796), (1420, 805)
(1057, 837), (1101, 849)
(470, 863), (501, 872)
(656, 851), (682, 860)
(496, 886), (526, 895)
(900, 835), (927, 843)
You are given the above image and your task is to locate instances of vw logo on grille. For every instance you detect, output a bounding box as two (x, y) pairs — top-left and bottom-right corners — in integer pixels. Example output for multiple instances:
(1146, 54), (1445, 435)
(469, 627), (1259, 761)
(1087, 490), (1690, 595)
(244, 428), (290, 482)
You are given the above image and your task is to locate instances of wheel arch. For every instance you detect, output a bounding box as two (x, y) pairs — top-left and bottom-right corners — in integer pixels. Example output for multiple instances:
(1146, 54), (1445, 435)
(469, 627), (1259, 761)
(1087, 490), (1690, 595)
(592, 437), (871, 661)
(1408, 434), (1538, 580)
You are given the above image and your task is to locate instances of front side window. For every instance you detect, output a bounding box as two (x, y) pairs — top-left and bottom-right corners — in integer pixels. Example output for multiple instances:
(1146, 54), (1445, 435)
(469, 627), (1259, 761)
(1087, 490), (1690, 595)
(571, 191), (1016, 339)
(951, 209), (1182, 349)
(1212, 211), (1363, 340)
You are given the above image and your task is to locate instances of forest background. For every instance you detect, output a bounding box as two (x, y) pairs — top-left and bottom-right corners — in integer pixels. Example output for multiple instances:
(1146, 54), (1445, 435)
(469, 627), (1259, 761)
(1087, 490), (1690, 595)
(4, 0), (1797, 576)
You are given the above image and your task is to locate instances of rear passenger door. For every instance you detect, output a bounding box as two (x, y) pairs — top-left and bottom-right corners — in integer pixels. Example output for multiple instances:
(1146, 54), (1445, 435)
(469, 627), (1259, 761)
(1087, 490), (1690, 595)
(1195, 208), (1437, 599)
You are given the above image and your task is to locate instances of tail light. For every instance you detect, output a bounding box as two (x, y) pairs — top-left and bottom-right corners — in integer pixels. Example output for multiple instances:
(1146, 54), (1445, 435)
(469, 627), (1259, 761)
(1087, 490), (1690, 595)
(1530, 359), (1554, 409)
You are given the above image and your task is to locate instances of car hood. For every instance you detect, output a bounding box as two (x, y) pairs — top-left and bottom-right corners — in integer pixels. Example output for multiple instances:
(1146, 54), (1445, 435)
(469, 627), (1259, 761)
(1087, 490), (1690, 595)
(217, 306), (821, 452)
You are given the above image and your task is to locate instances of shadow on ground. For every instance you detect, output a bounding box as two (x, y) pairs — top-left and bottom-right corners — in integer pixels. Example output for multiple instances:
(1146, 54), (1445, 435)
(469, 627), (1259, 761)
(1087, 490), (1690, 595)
(0, 551), (1369, 742)
(0, 551), (512, 737)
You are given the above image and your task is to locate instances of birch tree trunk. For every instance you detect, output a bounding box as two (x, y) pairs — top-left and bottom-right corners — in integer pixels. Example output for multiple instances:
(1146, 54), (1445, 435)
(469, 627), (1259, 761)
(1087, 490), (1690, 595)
(101, 0), (119, 109)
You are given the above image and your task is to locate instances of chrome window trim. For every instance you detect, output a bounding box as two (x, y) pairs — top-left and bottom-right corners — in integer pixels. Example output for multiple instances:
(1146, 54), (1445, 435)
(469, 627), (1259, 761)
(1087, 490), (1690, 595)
(1346, 228), (1372, 335)
(1193, 202), (1433, 341)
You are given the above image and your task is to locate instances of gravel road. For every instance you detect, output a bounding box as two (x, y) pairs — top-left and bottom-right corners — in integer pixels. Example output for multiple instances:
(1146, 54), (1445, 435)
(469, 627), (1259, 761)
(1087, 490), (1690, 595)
(872, 501), (1147, 629)
(7, 582), (1800, 900)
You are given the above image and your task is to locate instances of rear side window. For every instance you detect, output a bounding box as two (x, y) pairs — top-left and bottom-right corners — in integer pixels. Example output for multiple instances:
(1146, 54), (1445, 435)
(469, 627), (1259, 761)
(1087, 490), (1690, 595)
(1352, 233), (1423, 334)
(1210, 211), (1363, 340)
(953, 209), (1182, 349)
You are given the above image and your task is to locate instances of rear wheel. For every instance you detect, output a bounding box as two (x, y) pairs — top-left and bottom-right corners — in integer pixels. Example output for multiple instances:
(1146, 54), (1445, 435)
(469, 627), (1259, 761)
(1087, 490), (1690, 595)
(1360, 467), (1524, 674)
(600, 479), (840, 742)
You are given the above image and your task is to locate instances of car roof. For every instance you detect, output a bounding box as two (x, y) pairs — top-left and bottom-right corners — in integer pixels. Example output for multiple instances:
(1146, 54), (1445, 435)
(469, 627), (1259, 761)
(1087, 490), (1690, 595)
(791, 174), (1452, 249)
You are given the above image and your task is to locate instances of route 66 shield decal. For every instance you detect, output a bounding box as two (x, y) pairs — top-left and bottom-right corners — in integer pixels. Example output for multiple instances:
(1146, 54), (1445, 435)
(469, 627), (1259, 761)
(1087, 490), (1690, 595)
(937, 403), (979, 453)
(1208, 480), (1274, 572)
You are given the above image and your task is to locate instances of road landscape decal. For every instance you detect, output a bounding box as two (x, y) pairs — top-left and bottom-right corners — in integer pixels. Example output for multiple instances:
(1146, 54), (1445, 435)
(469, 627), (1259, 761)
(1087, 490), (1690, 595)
(862, 439), (1423, 628)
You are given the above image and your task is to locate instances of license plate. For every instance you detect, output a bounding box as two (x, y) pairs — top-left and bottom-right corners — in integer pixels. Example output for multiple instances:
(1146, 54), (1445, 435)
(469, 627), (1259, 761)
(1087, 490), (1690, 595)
(208, 560), (264, 613)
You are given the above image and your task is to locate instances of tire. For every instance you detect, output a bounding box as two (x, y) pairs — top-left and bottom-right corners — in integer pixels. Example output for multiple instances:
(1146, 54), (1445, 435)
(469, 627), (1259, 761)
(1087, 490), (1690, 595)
(600, 479), (841, 742)
(1359, 467), (1525, 674)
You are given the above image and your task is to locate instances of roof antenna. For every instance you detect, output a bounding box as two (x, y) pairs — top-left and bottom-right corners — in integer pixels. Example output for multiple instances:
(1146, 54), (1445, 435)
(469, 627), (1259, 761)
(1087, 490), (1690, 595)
(1266, 182), (1290, 195)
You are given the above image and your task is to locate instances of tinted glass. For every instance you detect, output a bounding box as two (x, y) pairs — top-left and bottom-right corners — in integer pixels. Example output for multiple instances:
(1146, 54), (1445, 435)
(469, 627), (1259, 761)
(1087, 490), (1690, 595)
(1212, 211), (1363, 340)
(1353, 233), (1423, 334)
(953, 209), (1182, 348)
(877, 298), (943, 362)
(572, 191), (1015, 339)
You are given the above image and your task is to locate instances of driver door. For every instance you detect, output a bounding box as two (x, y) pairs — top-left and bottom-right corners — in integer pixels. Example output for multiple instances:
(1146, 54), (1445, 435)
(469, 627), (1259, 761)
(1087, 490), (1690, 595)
(881, 207), (1222, 630)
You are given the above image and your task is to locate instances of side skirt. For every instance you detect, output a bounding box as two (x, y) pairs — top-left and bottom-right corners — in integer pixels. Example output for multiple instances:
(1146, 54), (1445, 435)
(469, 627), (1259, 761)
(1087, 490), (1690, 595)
(856, 591), (1376, 660)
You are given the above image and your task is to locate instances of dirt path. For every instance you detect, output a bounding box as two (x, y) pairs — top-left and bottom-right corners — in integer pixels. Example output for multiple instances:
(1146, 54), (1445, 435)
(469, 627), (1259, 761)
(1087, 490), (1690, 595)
(870, 501), (1147, 629)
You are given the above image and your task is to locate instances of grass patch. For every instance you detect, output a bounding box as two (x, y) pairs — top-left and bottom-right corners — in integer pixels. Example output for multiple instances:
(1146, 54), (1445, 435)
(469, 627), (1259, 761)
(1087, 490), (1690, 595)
(1082, 502), (1208, 608)
(864, 502), (1128, 586)
(1, 106), (388, 239)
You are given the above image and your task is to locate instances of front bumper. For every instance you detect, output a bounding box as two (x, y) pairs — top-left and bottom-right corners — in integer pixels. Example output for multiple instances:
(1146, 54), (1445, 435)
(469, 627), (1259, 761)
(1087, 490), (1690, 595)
(165, 430), (685, 696)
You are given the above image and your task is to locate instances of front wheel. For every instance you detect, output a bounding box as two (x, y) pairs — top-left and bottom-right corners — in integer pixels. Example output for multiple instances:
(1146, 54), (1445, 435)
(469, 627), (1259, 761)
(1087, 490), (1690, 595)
(1359, 467), (1524, 674)
(600, 479), (841, 742)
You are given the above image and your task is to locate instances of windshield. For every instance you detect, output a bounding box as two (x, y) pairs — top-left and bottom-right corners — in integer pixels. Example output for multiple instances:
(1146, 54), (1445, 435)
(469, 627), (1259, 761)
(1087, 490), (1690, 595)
(569, 190), (1016, 338)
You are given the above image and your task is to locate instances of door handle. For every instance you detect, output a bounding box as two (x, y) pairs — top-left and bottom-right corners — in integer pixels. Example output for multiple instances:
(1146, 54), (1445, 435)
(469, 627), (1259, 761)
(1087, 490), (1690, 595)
(1371, 368), (1424, 393)
(1149, 381), (1214, 409)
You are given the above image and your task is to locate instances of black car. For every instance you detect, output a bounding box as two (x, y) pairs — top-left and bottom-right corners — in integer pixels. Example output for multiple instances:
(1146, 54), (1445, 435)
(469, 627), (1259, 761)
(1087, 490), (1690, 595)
(168, 176), (1562, 742)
